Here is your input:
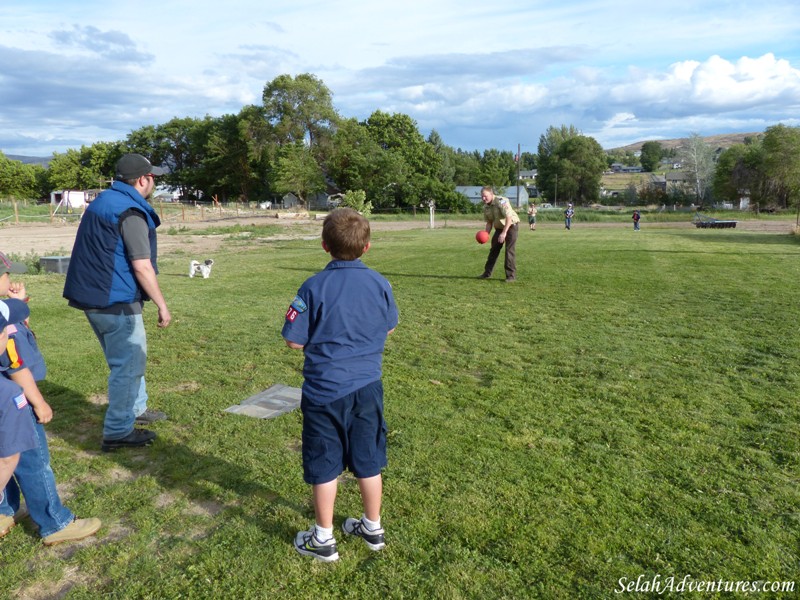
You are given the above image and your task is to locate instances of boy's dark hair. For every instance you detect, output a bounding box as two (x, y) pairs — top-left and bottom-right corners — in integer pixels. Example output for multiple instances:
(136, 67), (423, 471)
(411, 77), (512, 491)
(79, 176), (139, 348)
(322, 208), (371, 261)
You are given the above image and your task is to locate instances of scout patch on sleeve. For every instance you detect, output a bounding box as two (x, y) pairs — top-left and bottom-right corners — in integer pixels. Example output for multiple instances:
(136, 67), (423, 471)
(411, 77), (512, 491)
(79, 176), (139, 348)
(5, 338), (23, 370)
(13, 392), (28, 409)
(290, 296), (308, 312)
(498, 197), (508, 206)
(285, 295), (307, 323)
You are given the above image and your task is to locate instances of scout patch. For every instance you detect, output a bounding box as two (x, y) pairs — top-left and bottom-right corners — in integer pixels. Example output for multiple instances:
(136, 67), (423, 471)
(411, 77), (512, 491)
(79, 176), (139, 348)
(13, 392), (28, 409)
(285, 295), (308, 323)
(4, 338), (24, 370)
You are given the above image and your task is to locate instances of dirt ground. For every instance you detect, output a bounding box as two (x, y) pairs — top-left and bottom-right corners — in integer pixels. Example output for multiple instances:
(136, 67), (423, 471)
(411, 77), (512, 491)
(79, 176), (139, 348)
(1, 215), (794, 257)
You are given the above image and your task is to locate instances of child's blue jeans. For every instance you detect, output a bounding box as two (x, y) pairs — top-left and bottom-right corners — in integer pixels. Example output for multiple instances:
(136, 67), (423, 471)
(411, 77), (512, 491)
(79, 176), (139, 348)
(0, 406), (74, 537)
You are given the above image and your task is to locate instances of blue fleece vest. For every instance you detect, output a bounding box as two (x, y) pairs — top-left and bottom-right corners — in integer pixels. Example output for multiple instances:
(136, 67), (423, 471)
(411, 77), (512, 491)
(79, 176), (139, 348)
(63, 181), (160, 308)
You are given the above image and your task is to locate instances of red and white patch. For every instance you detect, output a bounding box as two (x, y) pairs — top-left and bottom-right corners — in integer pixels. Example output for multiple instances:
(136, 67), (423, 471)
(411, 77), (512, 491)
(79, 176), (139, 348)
(286, 307), (299, 322)
(13, 392), (28, 409)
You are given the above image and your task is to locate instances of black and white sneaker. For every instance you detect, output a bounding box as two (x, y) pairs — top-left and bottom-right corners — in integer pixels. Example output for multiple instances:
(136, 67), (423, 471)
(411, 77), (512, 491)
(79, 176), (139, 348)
(342, 517), (385, 551)
(294, 527), (339, 562)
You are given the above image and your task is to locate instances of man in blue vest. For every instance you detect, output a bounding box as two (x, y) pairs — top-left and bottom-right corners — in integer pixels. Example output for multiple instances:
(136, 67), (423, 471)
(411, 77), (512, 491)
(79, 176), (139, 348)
(64, 153), (172, 452)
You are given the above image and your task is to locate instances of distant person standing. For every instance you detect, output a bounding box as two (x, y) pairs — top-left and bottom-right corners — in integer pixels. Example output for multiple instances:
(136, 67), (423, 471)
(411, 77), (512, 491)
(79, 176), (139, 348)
(564, 203), (575, 230)
(632, 210), (641, 231)
(478, 187), (521, 282)
(63, 153), (172, 452)
(527, 203), (537, 231)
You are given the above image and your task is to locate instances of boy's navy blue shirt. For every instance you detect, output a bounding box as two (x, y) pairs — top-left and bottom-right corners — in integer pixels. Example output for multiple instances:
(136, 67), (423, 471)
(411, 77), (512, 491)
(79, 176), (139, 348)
(1, 322), (46, 381)
(282, 259), (399, 405)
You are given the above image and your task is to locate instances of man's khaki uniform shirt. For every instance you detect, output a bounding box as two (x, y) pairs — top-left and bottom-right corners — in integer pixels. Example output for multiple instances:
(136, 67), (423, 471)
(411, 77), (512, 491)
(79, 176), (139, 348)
(484, 196), (521, 229)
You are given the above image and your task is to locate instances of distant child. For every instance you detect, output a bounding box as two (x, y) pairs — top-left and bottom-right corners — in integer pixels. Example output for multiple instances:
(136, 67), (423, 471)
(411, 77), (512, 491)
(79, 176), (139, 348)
(282, 208), (399, 562)
(0, 251), (101, 545)
(527, 203), (537, 231)
(565, 203), (575, 230)
(632, 210), (641, 231)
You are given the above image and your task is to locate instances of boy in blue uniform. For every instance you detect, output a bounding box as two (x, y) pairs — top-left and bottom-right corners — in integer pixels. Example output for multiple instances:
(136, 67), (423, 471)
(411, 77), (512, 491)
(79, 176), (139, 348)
(0, 298), (37, 537)
(0, 256), (101, 544)
(282, 208), (399, 562)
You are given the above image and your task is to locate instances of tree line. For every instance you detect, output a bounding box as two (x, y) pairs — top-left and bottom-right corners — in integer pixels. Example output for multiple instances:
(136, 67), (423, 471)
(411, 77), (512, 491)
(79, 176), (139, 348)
(1, 73), (798, 211)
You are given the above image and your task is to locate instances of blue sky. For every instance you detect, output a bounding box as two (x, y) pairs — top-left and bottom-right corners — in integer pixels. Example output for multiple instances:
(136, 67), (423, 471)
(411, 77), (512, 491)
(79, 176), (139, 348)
(1, 0), (799, 157)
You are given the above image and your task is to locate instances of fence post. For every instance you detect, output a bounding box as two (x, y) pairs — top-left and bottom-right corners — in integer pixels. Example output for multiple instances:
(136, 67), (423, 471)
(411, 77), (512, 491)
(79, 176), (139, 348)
(13, 201), (19, 224)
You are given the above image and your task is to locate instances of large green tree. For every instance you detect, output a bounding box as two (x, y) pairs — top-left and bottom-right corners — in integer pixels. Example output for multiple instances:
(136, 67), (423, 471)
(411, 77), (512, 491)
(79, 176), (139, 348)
(536, 125), (604, 204)
(0, 153), (46, 200)
(365, 110), (441, 180)
(639, 141), (663, 172)
(272, 142), (326, 205)
(262, 73), (338, 147)
(762, 124), (800, 209)
(46, 145), (117, 191)
(201, 107), (273, 202)
(712, 139), (769, 207)
(479, 149), (515, 189)
(326, 118), (406, 206)
(451, 150), (482, 186)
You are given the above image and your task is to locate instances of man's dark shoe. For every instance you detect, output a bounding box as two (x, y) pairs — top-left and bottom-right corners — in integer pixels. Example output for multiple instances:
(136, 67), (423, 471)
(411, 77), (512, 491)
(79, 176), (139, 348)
(505, 277), (516, 283)
(135, 409), (167, 425)
(477, 273), (491, 279)
(101, 429), (157, 452)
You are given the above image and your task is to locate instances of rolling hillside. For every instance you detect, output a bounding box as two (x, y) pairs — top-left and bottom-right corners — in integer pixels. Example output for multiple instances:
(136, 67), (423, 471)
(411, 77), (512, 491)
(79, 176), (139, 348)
(610, 132), (762, 153)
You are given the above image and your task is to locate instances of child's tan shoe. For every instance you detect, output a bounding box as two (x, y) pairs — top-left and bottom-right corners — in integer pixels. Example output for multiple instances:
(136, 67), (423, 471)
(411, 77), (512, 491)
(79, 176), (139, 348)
(42, 518), (101, 546)
(0, 514), (15, 538)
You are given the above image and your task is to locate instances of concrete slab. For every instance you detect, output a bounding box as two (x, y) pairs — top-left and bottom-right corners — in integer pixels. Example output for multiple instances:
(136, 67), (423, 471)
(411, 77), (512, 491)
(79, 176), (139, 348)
(224, 383), (301, 419)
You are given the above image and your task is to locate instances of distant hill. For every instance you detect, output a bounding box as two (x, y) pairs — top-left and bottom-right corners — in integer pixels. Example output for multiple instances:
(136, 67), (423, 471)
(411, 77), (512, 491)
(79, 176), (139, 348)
(5, 154), (51, 167)
(609, 132), (762, 153)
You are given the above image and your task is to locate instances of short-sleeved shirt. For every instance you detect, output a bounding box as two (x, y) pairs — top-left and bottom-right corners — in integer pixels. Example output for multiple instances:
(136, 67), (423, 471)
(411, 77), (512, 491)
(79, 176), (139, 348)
(282, 259), (399, 405)
(120, 211), (152, 260)
(484, 196), (521, 229)
(0, 371), (37, 458)
(1, 322), (46, 381)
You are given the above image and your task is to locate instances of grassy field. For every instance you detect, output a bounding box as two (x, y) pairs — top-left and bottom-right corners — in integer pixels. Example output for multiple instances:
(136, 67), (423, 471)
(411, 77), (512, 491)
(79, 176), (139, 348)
(1, 221), (799, 598)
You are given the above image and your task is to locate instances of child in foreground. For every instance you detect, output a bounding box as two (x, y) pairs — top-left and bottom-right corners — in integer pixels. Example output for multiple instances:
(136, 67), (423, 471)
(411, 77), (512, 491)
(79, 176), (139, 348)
(0, 298), (37, 529)
(0, 253), (101, 544)
(282, 208), (399, 562)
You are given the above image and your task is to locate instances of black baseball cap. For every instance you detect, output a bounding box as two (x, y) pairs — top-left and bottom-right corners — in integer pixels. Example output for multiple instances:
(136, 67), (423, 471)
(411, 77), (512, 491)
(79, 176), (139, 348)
(115, 154), (167, 180)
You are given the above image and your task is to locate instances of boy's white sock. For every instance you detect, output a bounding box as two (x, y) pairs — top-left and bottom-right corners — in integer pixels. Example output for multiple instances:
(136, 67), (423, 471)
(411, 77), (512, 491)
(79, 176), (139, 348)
(362, 514), (381, 531)
(314, 524), (334, 543)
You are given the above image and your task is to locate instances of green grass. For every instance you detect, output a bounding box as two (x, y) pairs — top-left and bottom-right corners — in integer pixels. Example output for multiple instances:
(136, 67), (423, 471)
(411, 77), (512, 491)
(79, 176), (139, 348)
(2, 223), (799, 598)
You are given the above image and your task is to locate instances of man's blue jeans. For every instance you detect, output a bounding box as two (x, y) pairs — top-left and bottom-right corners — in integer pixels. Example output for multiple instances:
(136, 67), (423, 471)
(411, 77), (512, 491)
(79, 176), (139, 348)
(0, 406), (74, 537)
(85, 310), (148, 440)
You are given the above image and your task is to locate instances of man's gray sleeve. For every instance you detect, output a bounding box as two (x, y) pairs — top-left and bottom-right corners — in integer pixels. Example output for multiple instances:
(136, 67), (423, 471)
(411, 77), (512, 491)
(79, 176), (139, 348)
(119, 211), (151, 260)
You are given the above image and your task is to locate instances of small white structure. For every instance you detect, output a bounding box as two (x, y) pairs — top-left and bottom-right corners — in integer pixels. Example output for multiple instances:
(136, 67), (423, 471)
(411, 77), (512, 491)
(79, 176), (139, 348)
(49, 190), (100, 211)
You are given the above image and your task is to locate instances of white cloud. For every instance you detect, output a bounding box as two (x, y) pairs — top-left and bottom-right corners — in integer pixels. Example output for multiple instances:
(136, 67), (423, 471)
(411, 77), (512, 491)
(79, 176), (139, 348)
(1, 1), (800, 155)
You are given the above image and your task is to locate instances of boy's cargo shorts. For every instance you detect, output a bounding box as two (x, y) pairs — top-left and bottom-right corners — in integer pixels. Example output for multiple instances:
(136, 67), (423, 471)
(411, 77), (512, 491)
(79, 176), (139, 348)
(301, 379), (387, 484)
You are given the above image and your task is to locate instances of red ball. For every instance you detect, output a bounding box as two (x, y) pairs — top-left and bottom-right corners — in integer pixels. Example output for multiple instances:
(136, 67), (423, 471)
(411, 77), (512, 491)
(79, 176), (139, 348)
(475, 230), (489, 244)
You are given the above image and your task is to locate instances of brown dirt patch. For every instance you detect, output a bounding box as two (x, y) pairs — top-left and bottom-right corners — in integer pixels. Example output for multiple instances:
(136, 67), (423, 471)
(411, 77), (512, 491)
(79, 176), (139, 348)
(1, 215), (795, 258)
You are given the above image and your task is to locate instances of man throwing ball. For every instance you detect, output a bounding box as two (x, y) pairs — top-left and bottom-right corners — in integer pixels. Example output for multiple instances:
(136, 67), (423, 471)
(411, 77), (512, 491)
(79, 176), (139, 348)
(478, 186), (520, 282)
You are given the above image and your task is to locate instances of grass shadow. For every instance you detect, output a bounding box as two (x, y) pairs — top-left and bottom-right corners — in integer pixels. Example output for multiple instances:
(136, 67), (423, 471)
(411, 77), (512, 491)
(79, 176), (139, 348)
(39, 381), (303, 545)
